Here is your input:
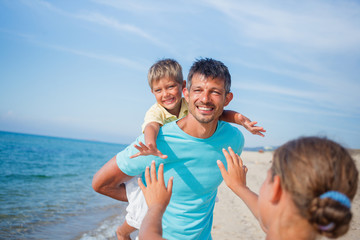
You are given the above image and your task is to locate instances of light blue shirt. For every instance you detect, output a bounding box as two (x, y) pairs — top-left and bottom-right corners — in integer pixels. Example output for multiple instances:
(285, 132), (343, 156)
(117, 120), (244, 239)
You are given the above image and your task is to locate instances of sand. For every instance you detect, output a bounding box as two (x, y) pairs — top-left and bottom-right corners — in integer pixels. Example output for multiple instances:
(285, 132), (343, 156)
(212, 151), (360, 240)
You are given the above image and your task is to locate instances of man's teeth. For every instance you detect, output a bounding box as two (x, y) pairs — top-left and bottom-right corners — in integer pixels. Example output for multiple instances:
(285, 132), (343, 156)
(198, 106), (212, 111)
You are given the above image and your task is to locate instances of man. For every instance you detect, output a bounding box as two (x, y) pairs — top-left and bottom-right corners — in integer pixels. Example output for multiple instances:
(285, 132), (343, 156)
(92, 58), (245, 239)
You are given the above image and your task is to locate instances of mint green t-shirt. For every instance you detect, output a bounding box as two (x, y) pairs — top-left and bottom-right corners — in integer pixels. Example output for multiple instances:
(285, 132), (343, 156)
(117, 120), (244, 239)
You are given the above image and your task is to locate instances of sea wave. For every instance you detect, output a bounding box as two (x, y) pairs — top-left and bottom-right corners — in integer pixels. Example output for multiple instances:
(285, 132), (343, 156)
(3, 173), (78, 180)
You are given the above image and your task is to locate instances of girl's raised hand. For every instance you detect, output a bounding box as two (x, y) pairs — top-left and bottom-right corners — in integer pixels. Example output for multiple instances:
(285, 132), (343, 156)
(217, 147), (248, 195)
(138, 161), (173, 210)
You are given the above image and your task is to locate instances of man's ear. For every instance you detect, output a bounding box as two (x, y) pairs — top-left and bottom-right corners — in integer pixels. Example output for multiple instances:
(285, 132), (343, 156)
(224, 92), (233, 106)
(270, 175), (282, 204)
(183, 87), (189, 102)
(182, 80), (186, 90)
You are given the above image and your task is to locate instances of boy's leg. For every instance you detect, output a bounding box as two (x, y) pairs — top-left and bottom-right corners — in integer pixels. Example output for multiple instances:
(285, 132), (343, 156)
(116, 220), (136, 240)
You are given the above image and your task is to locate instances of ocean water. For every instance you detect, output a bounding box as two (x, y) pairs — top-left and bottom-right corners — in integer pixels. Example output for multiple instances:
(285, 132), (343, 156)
(0, 131), (135, 240)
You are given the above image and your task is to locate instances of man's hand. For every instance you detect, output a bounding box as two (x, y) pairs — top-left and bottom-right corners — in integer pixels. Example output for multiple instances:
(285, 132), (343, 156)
(217, 147), (248, 195)
(138, 161), (173, 210)
(130, 141), (168, 159)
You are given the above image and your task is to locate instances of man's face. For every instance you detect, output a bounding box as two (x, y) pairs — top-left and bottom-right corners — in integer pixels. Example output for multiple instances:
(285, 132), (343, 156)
(184, 73), (233, 124)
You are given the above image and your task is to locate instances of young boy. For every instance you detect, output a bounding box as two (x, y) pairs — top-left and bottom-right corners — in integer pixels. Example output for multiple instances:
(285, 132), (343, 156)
(116, 58), (265, 240)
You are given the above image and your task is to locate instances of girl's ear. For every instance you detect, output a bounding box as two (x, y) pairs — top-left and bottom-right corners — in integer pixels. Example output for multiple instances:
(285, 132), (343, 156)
(270, 175), (282, 204)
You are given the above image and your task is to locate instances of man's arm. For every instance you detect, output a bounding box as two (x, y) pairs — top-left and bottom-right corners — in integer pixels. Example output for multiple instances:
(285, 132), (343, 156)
(220, 110), (266, 137)
(92, 156), (133, 201)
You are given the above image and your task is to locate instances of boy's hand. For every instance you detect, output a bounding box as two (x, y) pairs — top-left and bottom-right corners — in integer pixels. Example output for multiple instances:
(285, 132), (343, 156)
(138, 161), (173, 210)
(217, 147), (248, 195)
(130, 141), (168, 159)
(243, 120), (266, 137)
(239, 114), (266, 137)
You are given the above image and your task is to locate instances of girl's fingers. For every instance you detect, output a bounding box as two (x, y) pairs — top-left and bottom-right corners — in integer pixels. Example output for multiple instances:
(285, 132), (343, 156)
(227, 147), (238, 166)
(144, 166), (151, 184)
(167, 176), (174, 193)
(138, 177), (145, 192)
(158, 163), (165, 184)
(217, 160), (227, 177)
(222, 148), (233, 165)
(150, 161), (157, 182)
(237, 155), (243, 167)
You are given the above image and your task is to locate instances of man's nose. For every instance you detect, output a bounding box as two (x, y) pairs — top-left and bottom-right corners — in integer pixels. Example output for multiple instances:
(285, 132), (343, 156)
(200, 91), (210, 102)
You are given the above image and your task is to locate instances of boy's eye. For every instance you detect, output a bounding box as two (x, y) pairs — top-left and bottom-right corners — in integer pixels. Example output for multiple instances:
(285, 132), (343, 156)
(154, 89), (161, 93)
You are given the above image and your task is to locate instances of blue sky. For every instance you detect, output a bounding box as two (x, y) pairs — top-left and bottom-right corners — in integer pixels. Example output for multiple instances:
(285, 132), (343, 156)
(1, 0), (360, 149)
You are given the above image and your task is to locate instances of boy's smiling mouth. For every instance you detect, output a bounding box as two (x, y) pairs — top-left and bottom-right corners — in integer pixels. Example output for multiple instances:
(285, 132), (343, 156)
(163, 97), (176, 105)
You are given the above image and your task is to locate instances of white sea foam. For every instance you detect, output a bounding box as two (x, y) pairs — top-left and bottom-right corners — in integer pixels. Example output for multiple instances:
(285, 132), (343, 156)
(77, 209), (138, 240)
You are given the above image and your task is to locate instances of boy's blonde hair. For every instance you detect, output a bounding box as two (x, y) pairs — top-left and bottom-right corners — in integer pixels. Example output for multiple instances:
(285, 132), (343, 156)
(147, 59), (183, 89)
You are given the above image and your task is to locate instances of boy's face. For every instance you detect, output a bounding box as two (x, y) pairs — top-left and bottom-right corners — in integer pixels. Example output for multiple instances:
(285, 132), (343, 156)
(151, 77), (184, 115)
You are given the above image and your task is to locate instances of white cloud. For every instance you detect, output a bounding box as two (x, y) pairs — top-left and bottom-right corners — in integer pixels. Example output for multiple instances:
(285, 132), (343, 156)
(22, 0), (172, 51)
(2, 27), (147, 70)
(204, 0), (360, 52)
(48, 44), (147, 70)
(234, 80), (360, 116)
(235, 81), (322, 100)
(75, 12), (160, 44)
(91, 0), (197, 14)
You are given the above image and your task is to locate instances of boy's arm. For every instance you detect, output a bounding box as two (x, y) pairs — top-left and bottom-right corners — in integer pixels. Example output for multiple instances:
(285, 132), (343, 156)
(130, 122), (167, 159)
(220, 110), (266, 137)
(217, 147), (261, 222)
(92, 156), (132, 201)
(144, 122), (161, 147)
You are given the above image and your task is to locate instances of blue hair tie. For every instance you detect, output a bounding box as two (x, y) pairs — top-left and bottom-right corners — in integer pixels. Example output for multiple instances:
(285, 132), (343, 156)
(320, 191), (351, 208)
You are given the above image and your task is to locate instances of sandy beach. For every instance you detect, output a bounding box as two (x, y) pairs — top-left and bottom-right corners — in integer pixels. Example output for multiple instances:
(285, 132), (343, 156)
(212, 150), (360, 240)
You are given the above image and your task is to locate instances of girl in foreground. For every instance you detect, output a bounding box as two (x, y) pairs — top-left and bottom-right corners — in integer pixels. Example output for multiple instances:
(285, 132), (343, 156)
(138, 137), (359, 239)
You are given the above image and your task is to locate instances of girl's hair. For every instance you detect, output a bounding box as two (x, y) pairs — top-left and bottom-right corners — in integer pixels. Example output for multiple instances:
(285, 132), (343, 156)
(271, 137), (358, 238)
(147, 59), (183, 89)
